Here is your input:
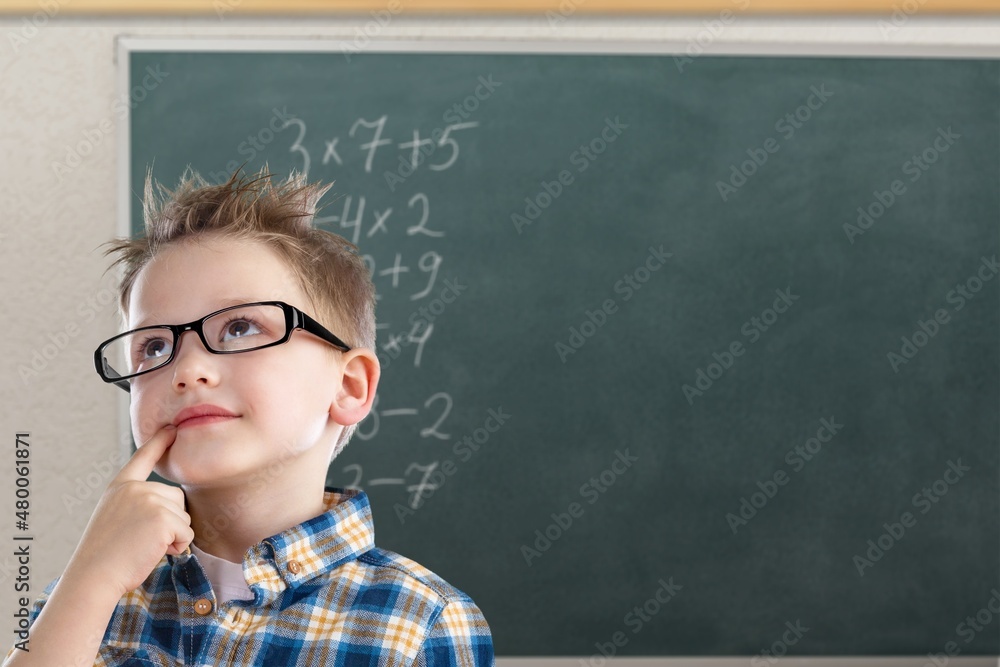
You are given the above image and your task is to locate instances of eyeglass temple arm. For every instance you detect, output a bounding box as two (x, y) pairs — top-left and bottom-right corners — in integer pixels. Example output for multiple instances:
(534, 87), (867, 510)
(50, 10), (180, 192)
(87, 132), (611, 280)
(102, 357), (132, 393)
(297, 310), (352, 351)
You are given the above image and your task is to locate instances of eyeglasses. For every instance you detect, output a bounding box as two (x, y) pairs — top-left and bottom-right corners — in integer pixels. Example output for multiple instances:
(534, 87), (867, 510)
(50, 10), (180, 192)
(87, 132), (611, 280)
(94, 300), (351, 393)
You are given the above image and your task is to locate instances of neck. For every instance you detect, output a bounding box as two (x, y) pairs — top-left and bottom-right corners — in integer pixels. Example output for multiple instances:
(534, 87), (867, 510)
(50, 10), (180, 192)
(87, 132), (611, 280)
(184, 480), (328, 563)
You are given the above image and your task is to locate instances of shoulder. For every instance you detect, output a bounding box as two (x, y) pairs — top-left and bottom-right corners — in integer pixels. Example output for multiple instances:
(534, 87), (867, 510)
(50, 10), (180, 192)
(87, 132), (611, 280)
(358, 547), (473, 605)
(355, 547), (495, 666)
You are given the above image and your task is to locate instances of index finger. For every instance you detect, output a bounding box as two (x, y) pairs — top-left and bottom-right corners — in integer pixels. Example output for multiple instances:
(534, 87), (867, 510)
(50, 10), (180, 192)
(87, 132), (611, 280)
(117, 424), (178, 483)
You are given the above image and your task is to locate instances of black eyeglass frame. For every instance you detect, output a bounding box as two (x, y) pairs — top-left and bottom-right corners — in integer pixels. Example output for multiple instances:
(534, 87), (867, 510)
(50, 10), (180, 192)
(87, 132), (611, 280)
(94, 300), (352, 393)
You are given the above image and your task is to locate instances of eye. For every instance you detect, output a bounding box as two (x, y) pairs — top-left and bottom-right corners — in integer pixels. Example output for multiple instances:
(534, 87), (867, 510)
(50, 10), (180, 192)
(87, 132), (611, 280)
(221, 317), (263, 342)
(135, 336), (172, 362)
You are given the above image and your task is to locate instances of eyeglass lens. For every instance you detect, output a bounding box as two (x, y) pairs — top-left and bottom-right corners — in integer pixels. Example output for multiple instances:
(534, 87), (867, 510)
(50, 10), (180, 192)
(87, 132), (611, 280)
(101, 304), (287, 378)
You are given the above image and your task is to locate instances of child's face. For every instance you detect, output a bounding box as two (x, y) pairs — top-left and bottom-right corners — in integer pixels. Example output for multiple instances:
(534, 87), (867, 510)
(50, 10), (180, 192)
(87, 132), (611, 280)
(126, 235), (346, 488)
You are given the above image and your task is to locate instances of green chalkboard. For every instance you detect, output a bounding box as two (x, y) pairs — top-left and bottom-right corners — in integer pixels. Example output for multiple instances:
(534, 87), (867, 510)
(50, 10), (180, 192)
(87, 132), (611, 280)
(126, 43), (999, 656)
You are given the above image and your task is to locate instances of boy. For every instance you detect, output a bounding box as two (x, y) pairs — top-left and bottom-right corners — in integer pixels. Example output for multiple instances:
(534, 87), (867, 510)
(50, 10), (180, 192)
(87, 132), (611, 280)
(4, 168), (494, 666)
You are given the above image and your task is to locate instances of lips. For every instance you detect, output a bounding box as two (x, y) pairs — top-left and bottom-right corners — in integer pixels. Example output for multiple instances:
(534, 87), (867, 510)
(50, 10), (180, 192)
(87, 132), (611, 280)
(173, 404), (238, 428)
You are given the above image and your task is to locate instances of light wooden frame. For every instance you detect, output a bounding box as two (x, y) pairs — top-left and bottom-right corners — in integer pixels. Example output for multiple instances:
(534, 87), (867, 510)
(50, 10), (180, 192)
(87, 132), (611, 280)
(4, 0), (1000, 13)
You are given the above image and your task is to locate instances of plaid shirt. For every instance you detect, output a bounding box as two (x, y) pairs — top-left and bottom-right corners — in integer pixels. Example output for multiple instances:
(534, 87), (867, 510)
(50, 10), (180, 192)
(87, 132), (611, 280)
(9, 487), (494, 666)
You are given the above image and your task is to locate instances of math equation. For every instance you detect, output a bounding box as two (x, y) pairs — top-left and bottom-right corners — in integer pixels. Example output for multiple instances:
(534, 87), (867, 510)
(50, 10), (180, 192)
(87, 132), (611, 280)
(277, 112), (477, 511)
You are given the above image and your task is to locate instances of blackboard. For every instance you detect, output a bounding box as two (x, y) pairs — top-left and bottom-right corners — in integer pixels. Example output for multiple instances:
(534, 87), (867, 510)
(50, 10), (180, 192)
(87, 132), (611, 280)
(123, 40), (999, 657)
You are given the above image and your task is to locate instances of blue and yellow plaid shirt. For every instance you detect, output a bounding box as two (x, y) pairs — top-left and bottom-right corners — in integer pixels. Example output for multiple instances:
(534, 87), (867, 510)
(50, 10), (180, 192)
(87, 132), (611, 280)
(9, 487), (494, 666)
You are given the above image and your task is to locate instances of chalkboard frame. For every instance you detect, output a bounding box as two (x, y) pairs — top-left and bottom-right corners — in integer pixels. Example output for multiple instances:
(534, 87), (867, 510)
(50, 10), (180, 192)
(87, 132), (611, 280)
(116, 36), (1000, 667)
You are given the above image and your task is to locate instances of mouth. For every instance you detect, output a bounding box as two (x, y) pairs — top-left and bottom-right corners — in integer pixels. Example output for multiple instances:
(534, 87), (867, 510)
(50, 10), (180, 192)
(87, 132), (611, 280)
(173, 404), (239, 429)
(176, 414), (238, 429)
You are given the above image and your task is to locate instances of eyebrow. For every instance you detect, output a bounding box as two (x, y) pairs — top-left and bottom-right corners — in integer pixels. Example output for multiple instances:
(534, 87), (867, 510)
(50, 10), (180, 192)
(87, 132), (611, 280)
(131, 297), (265, 329)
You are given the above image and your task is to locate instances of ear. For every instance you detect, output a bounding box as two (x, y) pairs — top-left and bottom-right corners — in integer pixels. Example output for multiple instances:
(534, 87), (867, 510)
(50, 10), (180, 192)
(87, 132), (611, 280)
(328, 348), (380, 427)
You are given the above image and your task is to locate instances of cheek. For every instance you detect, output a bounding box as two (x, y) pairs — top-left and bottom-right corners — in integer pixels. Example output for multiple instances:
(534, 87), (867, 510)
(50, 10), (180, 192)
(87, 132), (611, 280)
(251, 386), (326, 441)
(128, 381), (171, 444)
(128, 390), (153, 445)
(250, 355), (333, 443)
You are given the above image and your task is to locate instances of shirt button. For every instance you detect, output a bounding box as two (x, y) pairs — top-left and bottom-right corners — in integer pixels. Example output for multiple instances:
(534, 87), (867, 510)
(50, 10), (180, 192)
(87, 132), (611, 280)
(288, 560), (302, 575)
(193, 598), (213, 615)
(232, 610), (242, 624)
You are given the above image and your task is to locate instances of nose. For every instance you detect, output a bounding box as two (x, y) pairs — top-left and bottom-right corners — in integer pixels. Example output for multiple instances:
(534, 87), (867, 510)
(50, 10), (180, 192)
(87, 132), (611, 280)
(170, 329), (220, 390)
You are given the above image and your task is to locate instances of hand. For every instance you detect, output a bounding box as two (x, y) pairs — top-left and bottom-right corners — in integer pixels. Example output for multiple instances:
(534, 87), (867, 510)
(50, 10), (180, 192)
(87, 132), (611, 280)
(65, 424), (193, 599)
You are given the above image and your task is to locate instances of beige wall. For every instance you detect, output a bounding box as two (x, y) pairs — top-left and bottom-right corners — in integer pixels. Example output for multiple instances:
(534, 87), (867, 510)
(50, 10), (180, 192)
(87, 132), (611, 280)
(0, 11), (998, 651)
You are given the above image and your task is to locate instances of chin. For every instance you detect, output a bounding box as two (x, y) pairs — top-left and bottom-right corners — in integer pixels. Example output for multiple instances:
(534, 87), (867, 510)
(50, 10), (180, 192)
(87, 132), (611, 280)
(172, 465), (254, 491)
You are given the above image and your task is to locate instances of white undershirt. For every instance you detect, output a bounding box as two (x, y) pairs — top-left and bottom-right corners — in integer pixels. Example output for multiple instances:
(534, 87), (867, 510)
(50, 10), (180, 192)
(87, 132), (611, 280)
(189, 542), (255, 605)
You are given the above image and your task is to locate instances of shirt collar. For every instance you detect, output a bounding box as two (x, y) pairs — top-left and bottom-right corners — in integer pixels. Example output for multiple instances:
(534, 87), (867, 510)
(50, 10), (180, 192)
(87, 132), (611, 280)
(170, 487), (375, 598)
